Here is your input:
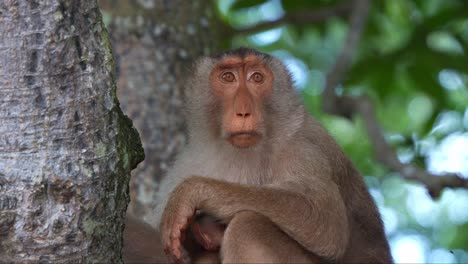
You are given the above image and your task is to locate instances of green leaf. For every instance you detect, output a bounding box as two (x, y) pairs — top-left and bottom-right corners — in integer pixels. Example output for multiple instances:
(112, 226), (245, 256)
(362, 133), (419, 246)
(427, 31), (464, 55)
(449, 223), (468, 249)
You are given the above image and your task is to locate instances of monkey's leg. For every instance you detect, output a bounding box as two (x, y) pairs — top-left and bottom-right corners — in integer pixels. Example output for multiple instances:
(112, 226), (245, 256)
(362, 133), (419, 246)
(123, 216), (169, 263)
(221, 211), (320, 263)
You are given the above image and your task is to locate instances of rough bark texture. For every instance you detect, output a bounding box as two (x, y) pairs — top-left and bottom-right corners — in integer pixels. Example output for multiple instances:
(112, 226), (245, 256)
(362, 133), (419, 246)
(0, 0), (144, 262)
(99, 0), (220, 217)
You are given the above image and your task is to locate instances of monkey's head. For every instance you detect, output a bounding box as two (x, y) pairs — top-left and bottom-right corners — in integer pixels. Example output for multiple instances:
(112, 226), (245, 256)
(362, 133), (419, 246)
(185, 48), (303, 149)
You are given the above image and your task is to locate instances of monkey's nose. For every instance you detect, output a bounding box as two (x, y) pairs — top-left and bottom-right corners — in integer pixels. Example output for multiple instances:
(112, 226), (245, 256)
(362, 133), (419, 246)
(236, 112), (251, 118)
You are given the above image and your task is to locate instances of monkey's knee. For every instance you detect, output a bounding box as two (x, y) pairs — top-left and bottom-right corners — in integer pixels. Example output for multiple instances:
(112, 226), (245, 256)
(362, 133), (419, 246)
(221, 211), (314, 263)
(221, 211), (273, 262)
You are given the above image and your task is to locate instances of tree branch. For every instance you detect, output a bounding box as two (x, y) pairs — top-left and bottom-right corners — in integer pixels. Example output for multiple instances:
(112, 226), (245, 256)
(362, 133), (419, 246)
(322, 0), (468, 197)
(232, 1), (352, 36)
(323, 0), (369, 116)
(355, 96), (468, 197)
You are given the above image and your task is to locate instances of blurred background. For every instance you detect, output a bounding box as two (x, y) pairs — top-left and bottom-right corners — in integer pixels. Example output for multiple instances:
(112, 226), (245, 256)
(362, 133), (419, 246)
(99, 0), (468, 262)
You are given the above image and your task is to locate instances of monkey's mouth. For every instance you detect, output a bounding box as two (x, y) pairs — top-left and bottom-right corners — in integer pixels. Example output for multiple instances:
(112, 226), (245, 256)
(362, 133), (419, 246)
(227, 131), (261, 148)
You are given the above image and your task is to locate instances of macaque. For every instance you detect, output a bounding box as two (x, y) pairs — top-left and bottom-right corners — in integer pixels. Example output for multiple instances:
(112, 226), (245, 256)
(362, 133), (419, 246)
(130, 47), (393, 263)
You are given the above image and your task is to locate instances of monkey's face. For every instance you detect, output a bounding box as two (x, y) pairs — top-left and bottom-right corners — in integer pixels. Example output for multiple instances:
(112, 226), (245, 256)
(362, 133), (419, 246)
(209, 55), (273, 148)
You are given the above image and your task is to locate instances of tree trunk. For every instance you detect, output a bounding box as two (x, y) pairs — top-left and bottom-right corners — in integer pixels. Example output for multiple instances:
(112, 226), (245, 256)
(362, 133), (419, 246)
(99, 0), (220, 218)
(0, 0), (144, 262)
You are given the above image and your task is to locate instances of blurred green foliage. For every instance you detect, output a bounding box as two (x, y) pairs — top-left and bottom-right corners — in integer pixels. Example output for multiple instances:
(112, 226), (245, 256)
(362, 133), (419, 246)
(215, 0), (468, 262)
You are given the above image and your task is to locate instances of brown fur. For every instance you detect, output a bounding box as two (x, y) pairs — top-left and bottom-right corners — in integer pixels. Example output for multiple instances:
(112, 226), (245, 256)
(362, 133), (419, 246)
(123, 216), (169, 263)
(139, 48), (393, 263)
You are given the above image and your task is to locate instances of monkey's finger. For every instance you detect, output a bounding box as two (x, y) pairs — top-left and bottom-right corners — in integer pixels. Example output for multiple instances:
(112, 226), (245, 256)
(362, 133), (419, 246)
(170, 246), (187, 264)
(160, 219), (172, 244)
(170, 235), (182, 257)
(173, 246), (191, 264)
(172, 245), (181, 260)
(169, 224), (182, 241)
(163, 226), (177, 254)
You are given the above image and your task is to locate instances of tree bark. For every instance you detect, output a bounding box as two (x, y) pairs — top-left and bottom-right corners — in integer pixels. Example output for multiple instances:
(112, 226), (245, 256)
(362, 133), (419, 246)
(99, 0), (220, 218)
(0, 0), (144, 262)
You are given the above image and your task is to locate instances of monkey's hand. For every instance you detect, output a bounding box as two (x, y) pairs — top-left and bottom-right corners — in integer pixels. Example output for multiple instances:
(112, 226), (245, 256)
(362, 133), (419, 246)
(160, 182), (197, 264)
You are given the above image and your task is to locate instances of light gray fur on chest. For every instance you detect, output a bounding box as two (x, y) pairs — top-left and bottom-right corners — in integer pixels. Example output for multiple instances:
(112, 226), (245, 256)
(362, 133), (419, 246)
(180, 144), (273, 186)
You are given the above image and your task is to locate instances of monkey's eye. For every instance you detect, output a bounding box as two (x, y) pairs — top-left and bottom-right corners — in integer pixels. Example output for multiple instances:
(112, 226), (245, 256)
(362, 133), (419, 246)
(251, 72), (264, 83)
(221, 72), (235, 82)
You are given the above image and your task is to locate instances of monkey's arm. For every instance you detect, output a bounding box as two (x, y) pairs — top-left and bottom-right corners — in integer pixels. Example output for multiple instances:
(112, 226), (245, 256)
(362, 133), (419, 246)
(160, 175), (349, 261)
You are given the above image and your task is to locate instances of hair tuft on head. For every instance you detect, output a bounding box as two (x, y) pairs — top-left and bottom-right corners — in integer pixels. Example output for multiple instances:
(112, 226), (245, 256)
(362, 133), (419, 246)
(211, 47), (271, 61)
